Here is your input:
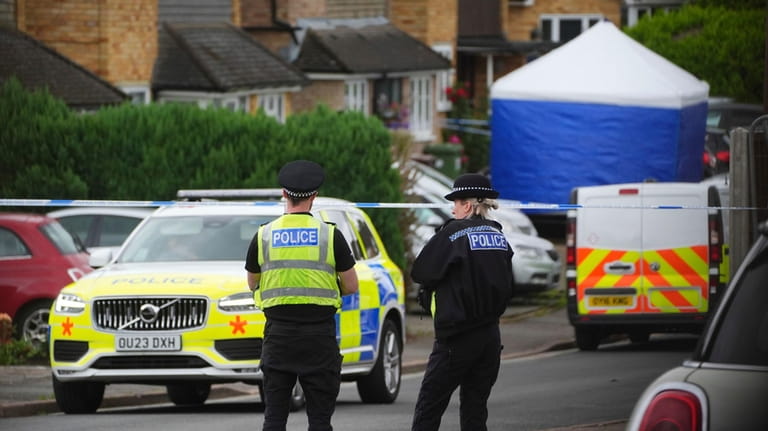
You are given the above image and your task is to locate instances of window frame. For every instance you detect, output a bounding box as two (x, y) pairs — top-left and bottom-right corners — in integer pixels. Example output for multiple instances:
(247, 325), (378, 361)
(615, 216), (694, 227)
(345, 79), (369, 114)
(257, 93), (284, 122)
(409, 75), (435, 141)
(432, 43), (454, 112)
(540, 14), (603, 42)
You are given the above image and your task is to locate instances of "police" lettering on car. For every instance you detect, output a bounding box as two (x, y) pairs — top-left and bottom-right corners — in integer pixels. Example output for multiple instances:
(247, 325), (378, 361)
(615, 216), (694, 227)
(111, 277), (204, 285)
(272, 228), (319, 247)
(468, 232), (507, 251)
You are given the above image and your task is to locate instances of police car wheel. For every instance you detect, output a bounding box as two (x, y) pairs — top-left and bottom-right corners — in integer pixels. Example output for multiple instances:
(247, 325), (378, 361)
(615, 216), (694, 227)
(574, 326), (601, 351)
(166, 382), (211, 405)
(356, 319), (401, 404)
(52, 374), (105, 414)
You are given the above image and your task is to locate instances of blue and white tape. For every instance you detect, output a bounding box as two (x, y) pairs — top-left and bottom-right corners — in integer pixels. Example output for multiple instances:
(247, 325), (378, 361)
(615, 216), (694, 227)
(0, 199), (759, 211)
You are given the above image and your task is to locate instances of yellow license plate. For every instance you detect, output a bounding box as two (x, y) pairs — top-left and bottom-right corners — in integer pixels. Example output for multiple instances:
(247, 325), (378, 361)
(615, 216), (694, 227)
(588, 296), (632, 307)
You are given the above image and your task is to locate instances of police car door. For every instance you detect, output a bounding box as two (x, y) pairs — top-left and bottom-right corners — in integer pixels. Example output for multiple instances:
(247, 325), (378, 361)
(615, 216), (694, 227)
(318, 210), (368, 364)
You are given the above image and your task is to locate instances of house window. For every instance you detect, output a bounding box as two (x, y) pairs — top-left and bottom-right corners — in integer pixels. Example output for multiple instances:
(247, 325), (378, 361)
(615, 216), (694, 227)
(118, 85), (150, 105)
(626, 6), (677, 27)
(432, 43), (454, 112)
(258, 93), (284, 122)
(540, 14), (602, 42)
(410, 75), (434, 141)
(345, 79), (368, 114)
(374, 78), (406, 128)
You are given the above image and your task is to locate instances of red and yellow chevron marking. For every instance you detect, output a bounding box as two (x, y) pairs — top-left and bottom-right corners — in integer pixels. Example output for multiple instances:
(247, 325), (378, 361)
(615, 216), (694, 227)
(576, 245), (709, 315)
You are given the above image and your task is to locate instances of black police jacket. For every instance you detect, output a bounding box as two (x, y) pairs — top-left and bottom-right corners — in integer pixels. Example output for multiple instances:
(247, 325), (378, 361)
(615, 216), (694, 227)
(412, 216), (514, 340)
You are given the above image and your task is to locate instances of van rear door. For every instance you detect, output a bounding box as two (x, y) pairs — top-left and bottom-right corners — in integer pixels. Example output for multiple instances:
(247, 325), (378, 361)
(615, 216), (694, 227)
(574, 183), (709, 317)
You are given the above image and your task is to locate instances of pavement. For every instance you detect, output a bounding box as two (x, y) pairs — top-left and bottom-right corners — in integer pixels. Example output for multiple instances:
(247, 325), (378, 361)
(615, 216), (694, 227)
(0, 303), (627, 430)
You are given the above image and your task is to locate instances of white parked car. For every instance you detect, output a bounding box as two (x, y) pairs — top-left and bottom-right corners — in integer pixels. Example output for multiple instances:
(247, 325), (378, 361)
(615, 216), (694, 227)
(48, 207), (153, 257)
(405, 161), (539, 236)
(408, 181), (562, 297)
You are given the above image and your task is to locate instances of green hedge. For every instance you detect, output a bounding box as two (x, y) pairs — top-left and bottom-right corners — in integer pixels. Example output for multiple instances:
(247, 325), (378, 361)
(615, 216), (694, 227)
(624, 5), (765, 103)
(0, 78), (405, 268)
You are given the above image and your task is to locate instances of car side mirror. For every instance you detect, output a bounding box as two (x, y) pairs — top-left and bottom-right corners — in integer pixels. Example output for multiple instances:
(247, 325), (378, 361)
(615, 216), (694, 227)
(89, 249), (113, 268)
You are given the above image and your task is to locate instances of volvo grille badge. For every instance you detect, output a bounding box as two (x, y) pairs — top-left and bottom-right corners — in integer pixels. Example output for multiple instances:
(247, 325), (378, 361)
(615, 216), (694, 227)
(139, 303), (160, 323)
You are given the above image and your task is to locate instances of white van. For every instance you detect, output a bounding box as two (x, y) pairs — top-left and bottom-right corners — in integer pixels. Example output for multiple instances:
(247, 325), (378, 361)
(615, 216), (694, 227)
(565, 181), (727, 350)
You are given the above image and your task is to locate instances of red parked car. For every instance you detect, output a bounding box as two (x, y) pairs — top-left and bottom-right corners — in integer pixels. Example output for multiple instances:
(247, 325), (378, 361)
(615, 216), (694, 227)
(0, 213), (92, 346)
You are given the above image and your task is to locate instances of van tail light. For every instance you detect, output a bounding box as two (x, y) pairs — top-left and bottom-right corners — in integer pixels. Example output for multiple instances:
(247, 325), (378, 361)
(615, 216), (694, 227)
(638, 390), (702, 431)
(708, 216), (722, 264)
(566, 214), (576, 266)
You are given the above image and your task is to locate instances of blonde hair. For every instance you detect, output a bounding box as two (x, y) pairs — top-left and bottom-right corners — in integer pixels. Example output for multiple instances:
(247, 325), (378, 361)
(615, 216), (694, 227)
(465, 197), (499, 219)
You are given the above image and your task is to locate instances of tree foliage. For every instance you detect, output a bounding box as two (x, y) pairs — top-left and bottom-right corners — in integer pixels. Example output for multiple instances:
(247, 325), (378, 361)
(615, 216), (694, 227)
(0, 79), (406, 268)
(624, 5), (765, 103)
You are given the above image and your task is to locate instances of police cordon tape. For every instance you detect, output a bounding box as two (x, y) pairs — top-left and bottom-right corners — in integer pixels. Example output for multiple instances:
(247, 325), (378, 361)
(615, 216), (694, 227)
(0, 198), (761, 211)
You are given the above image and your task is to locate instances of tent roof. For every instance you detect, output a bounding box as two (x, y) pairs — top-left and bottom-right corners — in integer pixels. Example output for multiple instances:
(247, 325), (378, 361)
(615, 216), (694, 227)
(490, 21), (708, 109)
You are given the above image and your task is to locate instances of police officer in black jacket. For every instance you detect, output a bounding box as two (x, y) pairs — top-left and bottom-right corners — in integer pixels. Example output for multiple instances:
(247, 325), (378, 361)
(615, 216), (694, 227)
(410, 173), (514, 431)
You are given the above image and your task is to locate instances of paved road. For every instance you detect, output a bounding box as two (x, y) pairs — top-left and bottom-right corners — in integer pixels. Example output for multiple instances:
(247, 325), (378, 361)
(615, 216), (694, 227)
(0, 304), (627, 430)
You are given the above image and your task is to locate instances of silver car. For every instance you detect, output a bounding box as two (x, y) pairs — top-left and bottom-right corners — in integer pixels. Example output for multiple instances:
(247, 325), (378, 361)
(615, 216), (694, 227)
(626, 221), (768, 430)
(407, 183), (561, 297)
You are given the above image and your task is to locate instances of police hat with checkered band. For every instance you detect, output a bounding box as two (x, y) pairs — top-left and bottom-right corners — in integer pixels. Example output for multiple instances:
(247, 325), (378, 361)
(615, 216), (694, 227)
(444, 173), (499, 201)
(278, 160), (324, 198)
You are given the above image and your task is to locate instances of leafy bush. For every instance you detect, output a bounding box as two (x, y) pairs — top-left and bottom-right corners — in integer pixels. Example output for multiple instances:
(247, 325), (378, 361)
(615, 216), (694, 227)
(0, 80), (406, 269)
(0, 339), (46, 365)
(624, 5), (765, 103)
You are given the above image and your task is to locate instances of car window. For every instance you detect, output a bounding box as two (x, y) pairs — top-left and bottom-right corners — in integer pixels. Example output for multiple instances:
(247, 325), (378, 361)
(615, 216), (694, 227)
(321, 210), (363, 261)
(0, 227), (30, 258)
(706, 111), (722, 128)
(99, 215), (143, 247)
(119, 215), (273, 263)
(40, 222), (81, 255)
(348, 211), (380, 259)
(56, 215), (94, 245)
(706, 243), (768, 366)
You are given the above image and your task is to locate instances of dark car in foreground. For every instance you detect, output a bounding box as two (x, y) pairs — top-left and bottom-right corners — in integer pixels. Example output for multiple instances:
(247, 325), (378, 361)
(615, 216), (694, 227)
(627, 220), (768, 430)
(0, 213), (92, 345)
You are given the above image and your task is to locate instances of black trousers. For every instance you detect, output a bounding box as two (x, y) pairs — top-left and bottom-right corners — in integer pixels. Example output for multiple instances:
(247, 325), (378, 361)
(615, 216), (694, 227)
(261, 328), (342, 431)
(411, 324), (502, 431)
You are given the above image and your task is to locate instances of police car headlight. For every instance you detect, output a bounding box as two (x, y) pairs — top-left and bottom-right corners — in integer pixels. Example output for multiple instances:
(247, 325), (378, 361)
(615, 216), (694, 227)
(513, 245), (544, 259)
(54, 293), (86, 314)
(218, 291), (259, 312)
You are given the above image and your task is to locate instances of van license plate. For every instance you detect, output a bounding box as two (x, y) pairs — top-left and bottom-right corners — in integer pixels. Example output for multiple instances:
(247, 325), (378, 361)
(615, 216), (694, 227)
(588, 296), (631, 307)
(115, 335), (181, 352)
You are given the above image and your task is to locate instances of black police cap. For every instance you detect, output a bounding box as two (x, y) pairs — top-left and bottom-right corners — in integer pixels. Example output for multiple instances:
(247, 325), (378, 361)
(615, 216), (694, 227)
(444, 173), (499, 201)
(278, 160), (324, 198)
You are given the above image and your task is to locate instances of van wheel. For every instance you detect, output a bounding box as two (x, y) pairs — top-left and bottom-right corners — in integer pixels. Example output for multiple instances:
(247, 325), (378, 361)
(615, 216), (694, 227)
(166, 382), (211, 405)
(357, 319), (401, 403)
(256, 381), (306, 411)
(575, 326), (600, 351)
(52, 374), (104, 414)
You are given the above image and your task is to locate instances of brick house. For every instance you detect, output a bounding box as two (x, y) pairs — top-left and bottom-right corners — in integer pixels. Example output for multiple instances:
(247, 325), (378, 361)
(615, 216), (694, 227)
(2, 0), (685, 138)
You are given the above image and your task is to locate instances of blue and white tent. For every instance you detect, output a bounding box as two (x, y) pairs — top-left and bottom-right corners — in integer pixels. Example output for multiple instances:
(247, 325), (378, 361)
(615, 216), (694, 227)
(490, 21), (709, 205)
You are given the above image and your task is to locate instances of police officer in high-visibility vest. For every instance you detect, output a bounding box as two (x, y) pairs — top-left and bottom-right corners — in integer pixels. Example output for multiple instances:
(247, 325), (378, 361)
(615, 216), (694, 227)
(245, 160), (359, 431)
(410, 173), (514, 431)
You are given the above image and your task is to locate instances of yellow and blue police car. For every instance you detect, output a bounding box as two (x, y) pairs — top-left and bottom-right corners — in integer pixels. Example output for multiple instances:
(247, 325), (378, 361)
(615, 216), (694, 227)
(48, 193), (405, 414)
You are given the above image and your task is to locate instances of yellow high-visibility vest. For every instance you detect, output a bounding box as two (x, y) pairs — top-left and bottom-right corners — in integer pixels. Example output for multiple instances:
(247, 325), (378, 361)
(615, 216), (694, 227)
(256, 214), (340, 309)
